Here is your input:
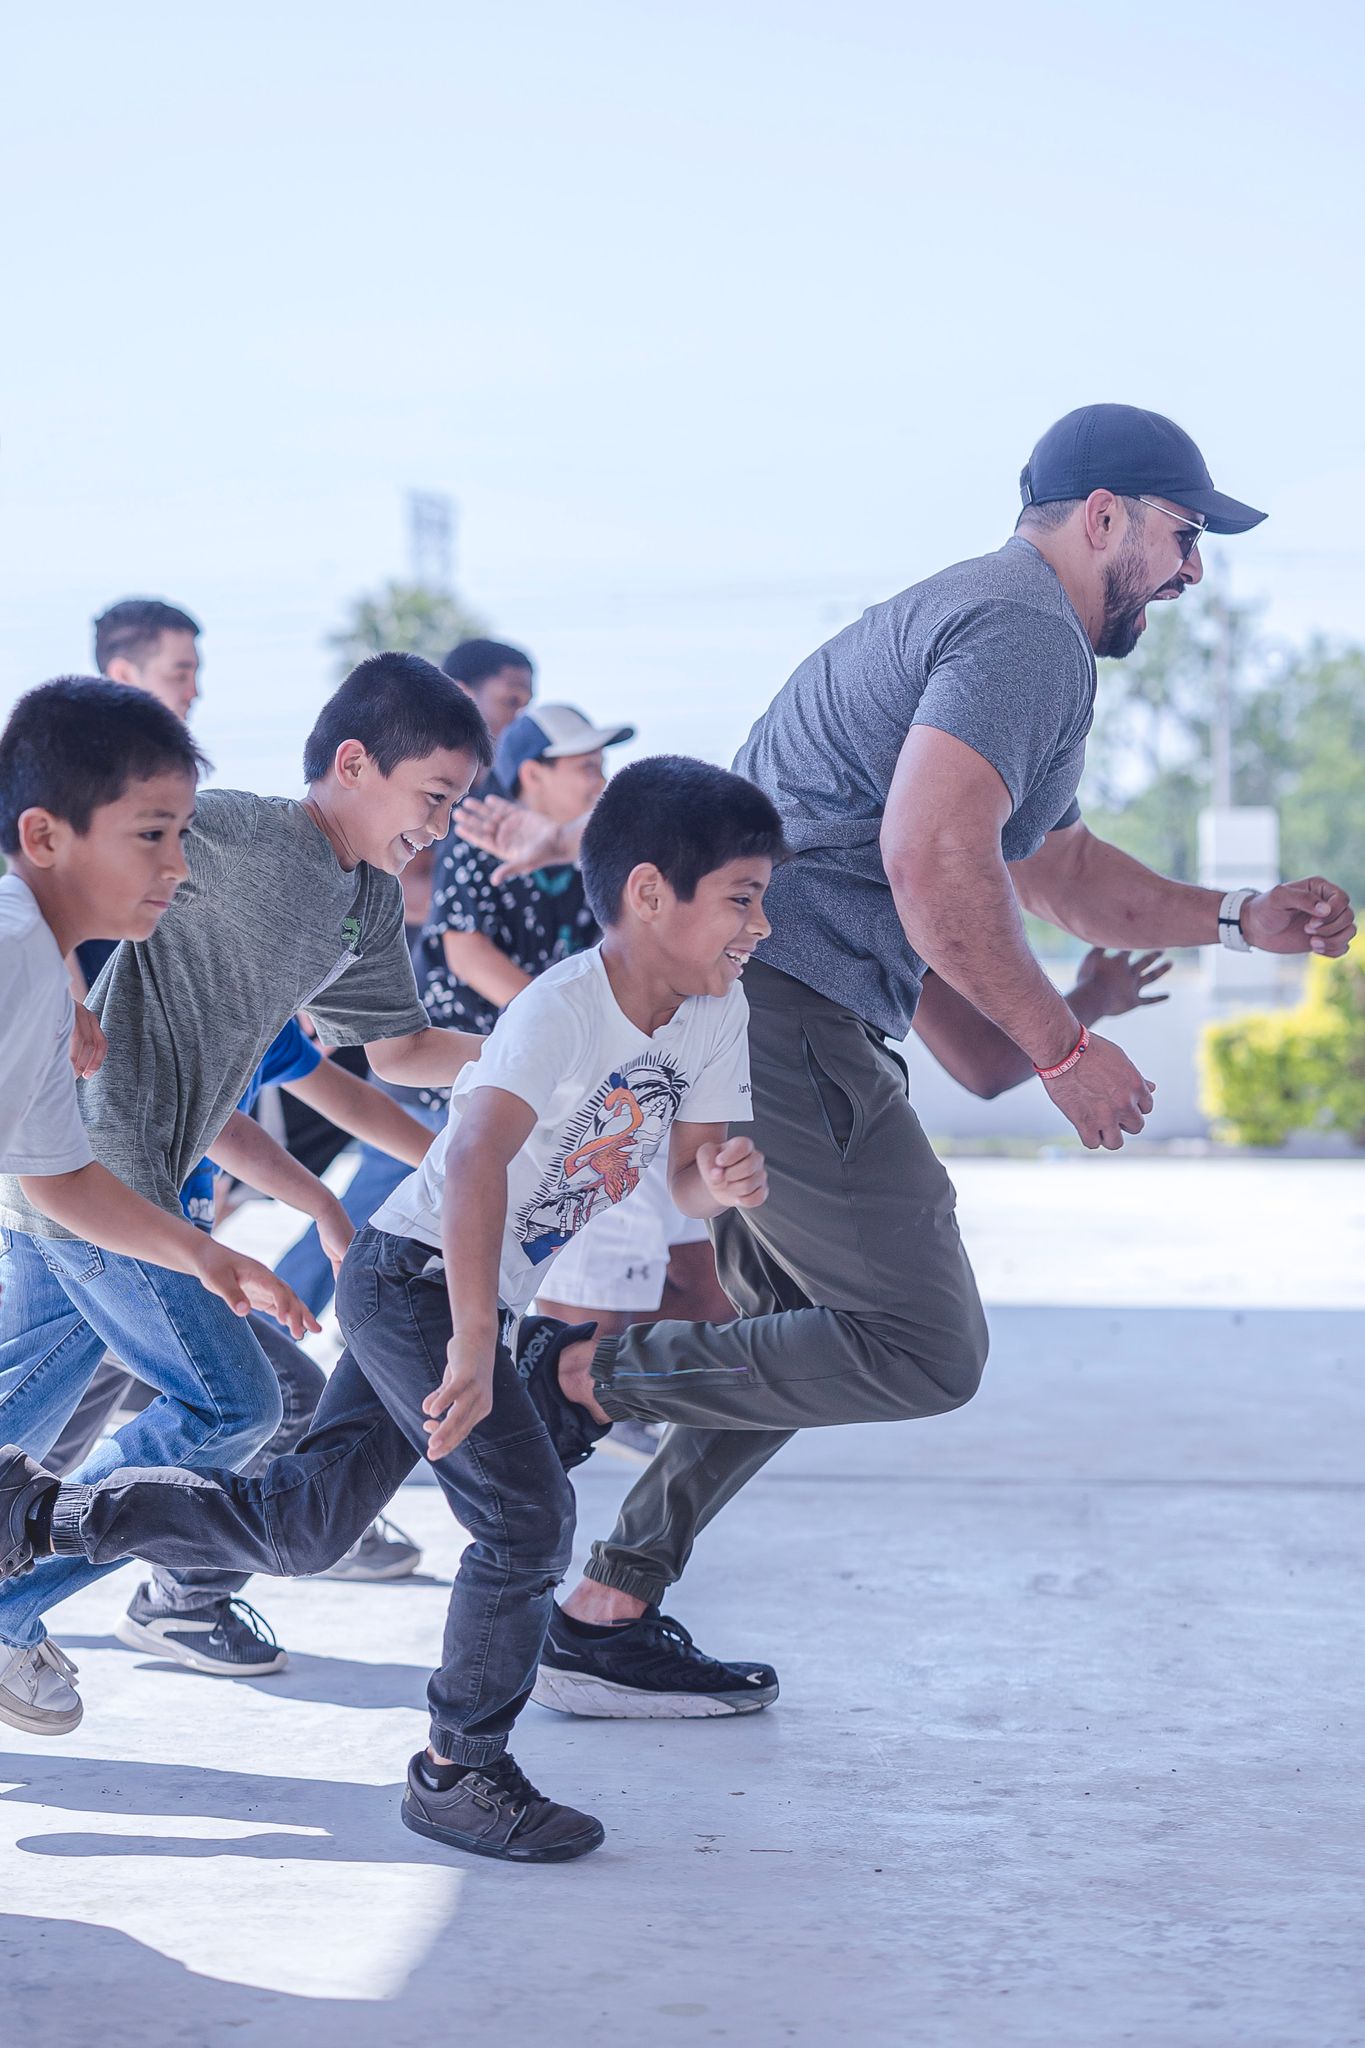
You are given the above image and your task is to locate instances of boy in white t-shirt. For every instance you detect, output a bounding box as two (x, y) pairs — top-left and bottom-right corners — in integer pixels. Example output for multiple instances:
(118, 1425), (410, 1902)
(5, 755), (785, 1863)
(0, 677), (308, 1322)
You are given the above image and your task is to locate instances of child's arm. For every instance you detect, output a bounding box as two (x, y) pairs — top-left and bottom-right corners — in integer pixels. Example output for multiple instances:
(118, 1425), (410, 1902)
(17, 1163), (319, 1336)
(912, 949), (1172, 1099)
(421, 1086), (536, 1461)
(667, 1121), (769, 1221)
(282, 1060), (435, 1167)
(440, 930), (533, 1009)
(364, 1024), (484, 1091)
(206, 1111), (354, 1276)
(453, 794), (588, 885)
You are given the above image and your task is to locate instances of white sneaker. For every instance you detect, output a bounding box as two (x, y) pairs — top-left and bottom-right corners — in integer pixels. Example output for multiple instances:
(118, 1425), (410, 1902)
(0, 1636), (83, 1735)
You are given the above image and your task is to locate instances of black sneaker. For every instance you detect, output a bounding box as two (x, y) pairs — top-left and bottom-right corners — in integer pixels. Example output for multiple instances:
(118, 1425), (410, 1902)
(116, 1584), (288, 1676)
(0, 1446), (58, 1581)
(401, 1750), (605, 1863)
(534, 1604), (779, 1719)
(514, 1316), (610, 1470)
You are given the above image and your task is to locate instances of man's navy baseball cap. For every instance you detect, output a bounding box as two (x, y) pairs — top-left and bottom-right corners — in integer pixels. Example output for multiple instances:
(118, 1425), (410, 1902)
(1020, 405), (1267, 534)
(494, 703), (635, 791)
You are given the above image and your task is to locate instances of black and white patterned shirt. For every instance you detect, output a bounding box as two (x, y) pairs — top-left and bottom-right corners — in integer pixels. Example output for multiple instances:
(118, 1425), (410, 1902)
(410, 840), (599, 1109)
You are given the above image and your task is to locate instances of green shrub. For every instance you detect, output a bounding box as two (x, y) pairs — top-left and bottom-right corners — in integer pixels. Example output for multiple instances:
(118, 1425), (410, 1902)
(1200, 935), (1365, 1146)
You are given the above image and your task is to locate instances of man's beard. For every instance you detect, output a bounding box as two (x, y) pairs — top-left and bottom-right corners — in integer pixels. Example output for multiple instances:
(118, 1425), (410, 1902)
(1095, 547), (1158, 660)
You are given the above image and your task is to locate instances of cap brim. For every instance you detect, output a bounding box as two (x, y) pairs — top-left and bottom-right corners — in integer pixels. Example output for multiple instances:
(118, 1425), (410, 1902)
(1182, 488), (1267, 536)
(543, 723), (636, 757)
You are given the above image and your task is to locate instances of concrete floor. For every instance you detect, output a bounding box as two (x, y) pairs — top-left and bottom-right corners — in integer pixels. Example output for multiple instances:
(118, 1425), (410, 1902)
(2, 1160), (1363, 2046)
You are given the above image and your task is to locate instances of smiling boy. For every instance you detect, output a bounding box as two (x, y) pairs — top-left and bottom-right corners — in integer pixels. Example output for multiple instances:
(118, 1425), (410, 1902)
(0, 653), (489, 1733)
(2, 756), (785, 1861)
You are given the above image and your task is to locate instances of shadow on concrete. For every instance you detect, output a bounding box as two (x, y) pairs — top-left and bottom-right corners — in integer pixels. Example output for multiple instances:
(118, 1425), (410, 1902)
(0, 1751), (447, 1868)
(48, 1641), (436, 1710)
(1, 1913), (449, 2042)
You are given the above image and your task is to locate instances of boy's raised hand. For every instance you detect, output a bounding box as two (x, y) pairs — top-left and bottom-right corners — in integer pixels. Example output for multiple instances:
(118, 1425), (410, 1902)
(422, 1337), (495, 1460)
(696, 1135), (768, 1211)
(192, 1240), (321, 1339)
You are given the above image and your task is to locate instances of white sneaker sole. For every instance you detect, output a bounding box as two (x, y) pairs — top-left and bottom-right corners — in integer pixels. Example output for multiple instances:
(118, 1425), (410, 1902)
(0, 1686), (83, 1736)
(115, 1612), (288, 1677)
(532, 1665), (775, 1719)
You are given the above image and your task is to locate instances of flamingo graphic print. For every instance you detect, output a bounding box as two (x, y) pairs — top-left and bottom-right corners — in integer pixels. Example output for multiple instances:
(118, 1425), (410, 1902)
(515, 1051), (690, 1266)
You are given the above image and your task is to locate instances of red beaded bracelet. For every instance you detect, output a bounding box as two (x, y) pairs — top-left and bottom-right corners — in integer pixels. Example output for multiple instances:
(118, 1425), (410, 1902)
(1034, 1023), (1090, 1080)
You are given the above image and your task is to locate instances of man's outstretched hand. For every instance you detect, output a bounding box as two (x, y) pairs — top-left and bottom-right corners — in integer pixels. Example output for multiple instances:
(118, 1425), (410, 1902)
(454, 795), (568, 884)
(1243, 879), (1356, 957)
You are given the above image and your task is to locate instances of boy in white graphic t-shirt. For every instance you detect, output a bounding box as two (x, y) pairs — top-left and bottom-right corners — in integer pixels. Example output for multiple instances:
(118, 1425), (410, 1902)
(7, 755), (785, 1864)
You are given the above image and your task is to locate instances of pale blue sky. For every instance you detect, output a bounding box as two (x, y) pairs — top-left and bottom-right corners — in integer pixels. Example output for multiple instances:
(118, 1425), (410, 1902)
(4, 2), (1363, 795)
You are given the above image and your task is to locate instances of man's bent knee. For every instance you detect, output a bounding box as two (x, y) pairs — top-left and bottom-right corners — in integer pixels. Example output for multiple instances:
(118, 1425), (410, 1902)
(874, 1307), (989, 1416)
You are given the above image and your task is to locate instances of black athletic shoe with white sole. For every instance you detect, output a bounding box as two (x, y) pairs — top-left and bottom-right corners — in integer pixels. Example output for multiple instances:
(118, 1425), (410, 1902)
(116, 1584), (288, 1676)
(534, 1603), (779, 1718)
(401, 1750), (605, 1862)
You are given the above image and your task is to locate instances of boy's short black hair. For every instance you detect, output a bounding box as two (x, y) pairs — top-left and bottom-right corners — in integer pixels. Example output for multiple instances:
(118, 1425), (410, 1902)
(580, 755), (786, 926)
(440, 638), (534, 689)
(94, 598), (202, 674)
(0, 676), (209, 855)
(303, 651), (494, 783)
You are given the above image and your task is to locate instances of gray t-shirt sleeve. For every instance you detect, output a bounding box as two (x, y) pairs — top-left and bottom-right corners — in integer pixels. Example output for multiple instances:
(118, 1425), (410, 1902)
(910, 602), (1091, 816)
(307, 882), (430, 1048)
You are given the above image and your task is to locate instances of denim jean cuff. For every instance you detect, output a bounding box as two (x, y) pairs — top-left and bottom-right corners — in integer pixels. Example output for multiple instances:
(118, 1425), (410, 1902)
(590, 1334), (636, 1422)
(428, 1723), (510, 1770)
(582, 1550), (667, 1606)
(49, 1484), (96, 1557)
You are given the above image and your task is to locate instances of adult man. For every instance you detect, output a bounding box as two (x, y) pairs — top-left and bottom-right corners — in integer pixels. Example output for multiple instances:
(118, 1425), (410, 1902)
(93, 599), (202, 721)
(455, 405), (1357, 1717)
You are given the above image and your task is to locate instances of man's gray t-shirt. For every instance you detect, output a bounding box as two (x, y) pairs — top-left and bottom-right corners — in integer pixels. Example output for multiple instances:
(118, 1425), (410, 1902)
(0, 792), (430, 1238)
(734, 537), (1096, 1038)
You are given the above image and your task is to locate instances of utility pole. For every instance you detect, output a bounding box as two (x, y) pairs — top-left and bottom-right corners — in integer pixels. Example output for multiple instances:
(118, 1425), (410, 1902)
(407, 491), (456, 592)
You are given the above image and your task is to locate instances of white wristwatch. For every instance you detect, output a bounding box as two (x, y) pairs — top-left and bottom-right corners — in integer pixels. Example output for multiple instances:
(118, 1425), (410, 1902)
(1218, 887), (1256, 952)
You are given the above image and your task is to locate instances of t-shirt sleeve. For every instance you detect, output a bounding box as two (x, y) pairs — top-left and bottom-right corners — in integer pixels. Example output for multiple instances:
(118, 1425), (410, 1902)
(427, 843), (500, 939)
(0, 983), (95, 1176)
(675, 989), (753, 1126)
(307, 879), (430, 1048)
(1051, 797), (1082, 831)
(910, 603), (1092, 816)
(458, 981), (588, 1121)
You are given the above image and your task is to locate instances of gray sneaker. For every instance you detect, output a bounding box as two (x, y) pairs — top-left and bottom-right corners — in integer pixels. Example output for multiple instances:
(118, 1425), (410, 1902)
(321, 1515), (422, 1582)
(401, 1750), (605, 1863)
(0, 1636), (83, 1735)
(116, 1584), (288, 1676)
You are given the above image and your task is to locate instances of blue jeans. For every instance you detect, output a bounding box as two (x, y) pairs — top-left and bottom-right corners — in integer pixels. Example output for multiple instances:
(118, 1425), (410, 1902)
(44, 1317), (325, 1613)
(60, 1227), (576, 1764)
(0, 1230), (283, 1650)
(274, 1129), (438, 1317)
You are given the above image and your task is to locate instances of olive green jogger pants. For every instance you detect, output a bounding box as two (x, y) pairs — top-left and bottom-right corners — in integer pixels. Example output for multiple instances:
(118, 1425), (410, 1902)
(584, 960), (989, 1604)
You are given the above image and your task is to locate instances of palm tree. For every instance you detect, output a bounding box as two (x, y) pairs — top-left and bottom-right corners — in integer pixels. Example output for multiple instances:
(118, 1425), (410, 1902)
(326, 582), (488, 677)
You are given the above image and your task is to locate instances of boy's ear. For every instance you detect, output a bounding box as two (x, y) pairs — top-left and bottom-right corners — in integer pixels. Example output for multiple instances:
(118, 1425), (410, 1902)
(622, 861), (667, 921)
(331, 738), (371, 787)
(16, 806), (69, 868)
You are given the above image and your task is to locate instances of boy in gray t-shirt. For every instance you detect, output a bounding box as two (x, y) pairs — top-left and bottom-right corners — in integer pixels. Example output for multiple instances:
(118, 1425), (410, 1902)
(0, 652), (491, 1736)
